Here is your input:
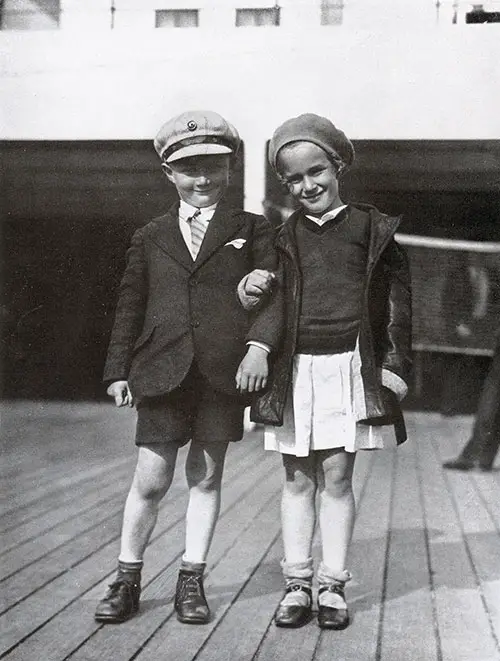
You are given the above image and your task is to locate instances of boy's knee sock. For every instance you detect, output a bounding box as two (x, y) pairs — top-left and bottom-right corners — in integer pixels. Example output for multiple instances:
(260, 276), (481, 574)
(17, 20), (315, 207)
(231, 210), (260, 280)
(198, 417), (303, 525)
(180, 558), (206, 574)
(116, 559), (143, 586)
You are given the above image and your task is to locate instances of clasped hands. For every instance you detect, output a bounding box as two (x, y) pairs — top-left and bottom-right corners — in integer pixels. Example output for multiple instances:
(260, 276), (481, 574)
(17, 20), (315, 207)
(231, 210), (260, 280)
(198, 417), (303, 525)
(235, 268), (276, 393)
(237, 268), (276, 311)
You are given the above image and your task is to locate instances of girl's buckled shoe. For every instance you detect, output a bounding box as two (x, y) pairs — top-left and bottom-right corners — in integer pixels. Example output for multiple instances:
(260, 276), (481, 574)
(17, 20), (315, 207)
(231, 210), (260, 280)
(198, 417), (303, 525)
(317, 584), (350, 630)
(274, 583), (313, 628)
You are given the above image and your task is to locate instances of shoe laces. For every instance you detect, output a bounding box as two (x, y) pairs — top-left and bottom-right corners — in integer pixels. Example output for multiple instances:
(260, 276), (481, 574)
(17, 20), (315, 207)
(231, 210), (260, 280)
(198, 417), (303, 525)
(181, 574), (203, 599)
(106, 579), (137, 598)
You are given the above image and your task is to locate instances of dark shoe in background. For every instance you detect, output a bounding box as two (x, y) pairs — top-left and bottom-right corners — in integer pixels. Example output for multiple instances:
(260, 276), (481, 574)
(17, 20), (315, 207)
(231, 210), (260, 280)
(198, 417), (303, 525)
(443, 457), (493, 472)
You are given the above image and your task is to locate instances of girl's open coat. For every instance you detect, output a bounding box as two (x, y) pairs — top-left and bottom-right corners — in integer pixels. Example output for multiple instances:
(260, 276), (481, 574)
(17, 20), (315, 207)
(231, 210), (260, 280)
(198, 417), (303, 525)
(250, 204), (413, 445)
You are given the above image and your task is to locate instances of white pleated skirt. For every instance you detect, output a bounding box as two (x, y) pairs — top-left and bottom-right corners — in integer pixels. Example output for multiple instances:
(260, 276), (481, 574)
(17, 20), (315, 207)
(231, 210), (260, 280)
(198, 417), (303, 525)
(264, 352), (396, 457)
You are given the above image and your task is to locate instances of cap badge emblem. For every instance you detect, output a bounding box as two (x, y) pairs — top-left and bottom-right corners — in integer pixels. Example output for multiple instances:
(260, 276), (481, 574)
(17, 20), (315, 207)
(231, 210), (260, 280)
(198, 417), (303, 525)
(187, 120), (197, 131)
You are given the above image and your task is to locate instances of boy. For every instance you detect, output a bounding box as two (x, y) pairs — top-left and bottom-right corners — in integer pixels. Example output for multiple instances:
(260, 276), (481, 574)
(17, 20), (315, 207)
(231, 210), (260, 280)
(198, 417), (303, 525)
(239, 113), (412, 629)
(95, 110), (279, 625)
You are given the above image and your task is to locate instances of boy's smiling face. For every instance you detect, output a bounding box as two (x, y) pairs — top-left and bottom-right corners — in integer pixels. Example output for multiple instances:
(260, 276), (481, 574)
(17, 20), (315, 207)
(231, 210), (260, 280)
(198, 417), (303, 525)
(162, 154), (231, 208)
(277, 141), (342, 216)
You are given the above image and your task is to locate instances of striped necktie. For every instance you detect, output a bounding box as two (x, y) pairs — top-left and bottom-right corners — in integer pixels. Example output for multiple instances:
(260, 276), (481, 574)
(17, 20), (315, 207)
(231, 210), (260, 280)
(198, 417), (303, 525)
(187, 209), (208, 259)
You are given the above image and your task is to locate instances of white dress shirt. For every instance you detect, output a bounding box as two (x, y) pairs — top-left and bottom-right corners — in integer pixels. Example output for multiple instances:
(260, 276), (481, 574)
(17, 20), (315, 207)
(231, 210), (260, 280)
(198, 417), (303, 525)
(178, 200), (217, 260)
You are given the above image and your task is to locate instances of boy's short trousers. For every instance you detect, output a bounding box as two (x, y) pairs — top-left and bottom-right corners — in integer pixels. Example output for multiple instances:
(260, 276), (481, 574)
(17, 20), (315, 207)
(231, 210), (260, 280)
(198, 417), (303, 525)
(135, 362), (245, 446)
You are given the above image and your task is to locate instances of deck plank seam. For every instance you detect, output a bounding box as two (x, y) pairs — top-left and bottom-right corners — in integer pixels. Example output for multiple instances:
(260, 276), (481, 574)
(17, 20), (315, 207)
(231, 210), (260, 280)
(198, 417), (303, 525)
(415, 436), (444, 661)
(0, 489), (130, 556)
(374, 448), (396, 661)
(469, 475), (500, 536)
(0, 457), (134, 517)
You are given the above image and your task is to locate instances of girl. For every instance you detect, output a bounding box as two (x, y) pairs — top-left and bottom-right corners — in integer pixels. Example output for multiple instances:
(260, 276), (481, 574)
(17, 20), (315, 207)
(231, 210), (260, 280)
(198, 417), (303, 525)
(239, 113), (412, 629)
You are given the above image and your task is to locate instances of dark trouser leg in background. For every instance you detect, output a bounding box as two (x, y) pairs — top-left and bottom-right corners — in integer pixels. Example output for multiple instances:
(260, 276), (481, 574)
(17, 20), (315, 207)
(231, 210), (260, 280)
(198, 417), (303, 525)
(445, 340), (500, 471)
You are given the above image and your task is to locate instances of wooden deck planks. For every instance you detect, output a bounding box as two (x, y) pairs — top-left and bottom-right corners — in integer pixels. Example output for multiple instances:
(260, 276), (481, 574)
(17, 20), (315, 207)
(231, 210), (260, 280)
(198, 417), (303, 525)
(432, 419), (500, 655)
(131, 487), (283, 661)
(418, 415), (500, 661)
(1, 456), (251, 651)
(194, 445), (376, 661)
(380, 424), (438, 661)
(68, 453), (282, 661)
(1, 404), (499, 661)
(314, 446), (394, 661)
(0, 435), (274, 660)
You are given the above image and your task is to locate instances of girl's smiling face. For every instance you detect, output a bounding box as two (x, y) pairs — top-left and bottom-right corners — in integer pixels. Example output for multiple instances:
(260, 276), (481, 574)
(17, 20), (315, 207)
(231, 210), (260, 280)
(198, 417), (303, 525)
(277, 141), (342, 216)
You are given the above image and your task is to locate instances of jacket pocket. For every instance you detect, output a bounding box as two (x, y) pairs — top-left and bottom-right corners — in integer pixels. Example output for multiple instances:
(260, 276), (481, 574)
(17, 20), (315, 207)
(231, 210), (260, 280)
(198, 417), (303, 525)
(133, 326), (155, 353)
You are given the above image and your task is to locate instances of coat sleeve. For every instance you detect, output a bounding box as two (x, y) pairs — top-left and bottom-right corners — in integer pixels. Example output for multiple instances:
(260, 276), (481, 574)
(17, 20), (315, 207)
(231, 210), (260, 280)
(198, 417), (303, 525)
(376, 238), (413, 387)
(244, 215), (284, 353)
(102, 227), (148, 383)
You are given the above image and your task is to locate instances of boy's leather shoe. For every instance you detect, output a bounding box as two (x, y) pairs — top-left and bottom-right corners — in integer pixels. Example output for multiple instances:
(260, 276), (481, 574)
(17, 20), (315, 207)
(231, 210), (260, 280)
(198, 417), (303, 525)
(443, 457), (492, 472)
(174, 569), (210, 624)
(274, 584), (313, 628)
(317, 585), (350, 630)
(94, 580), (141, 623)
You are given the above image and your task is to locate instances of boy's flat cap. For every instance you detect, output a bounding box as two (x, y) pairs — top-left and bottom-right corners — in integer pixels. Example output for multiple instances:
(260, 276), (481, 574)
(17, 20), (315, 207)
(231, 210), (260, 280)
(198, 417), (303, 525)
(268, 113), (355, 171)
(154, 110), (240, 163)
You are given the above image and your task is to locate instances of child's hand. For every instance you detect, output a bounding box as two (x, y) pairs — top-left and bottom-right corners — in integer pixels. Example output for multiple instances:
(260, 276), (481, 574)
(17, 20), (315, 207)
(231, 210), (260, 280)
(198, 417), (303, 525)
(236, 345), (269, 393)
(245, 269), (276, 296)
(237, 269), (276, 311)
(107, 380), (134, 407)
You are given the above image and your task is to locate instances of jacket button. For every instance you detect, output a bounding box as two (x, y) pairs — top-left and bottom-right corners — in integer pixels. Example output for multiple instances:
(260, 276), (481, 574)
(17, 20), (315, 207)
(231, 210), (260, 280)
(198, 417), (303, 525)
(191, 321), (200, 328)
(190, 280), (196, 287)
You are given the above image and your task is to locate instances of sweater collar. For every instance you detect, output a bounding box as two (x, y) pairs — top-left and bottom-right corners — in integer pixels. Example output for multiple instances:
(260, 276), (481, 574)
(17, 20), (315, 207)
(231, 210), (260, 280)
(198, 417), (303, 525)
(305, 204), (348, 226)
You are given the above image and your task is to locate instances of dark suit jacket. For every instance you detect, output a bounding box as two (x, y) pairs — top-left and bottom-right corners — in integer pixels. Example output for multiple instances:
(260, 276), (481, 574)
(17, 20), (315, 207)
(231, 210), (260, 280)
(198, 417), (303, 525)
(103, 200), (280, 402)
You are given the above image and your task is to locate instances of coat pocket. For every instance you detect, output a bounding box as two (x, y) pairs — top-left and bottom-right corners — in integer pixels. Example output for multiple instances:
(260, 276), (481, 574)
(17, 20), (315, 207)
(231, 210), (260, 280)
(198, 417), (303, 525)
(133, 326), (155, 353)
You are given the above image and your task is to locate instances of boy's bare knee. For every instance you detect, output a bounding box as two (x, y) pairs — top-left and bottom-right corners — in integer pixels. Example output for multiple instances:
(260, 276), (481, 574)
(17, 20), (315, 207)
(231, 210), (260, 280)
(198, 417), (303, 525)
(131, 448), (175, 503)
(186, 442), (227, 491)
(186, 463), (222, 492)
(131, 473), (169, 503)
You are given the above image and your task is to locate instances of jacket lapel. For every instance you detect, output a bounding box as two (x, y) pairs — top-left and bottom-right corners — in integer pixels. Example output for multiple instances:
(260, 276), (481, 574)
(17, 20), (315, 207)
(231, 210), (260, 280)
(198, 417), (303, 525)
(192, 201), (246, 272)
(149, 203), (194, 272)
(366, 208), (403, 270)
(277, 211), (301, 267)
